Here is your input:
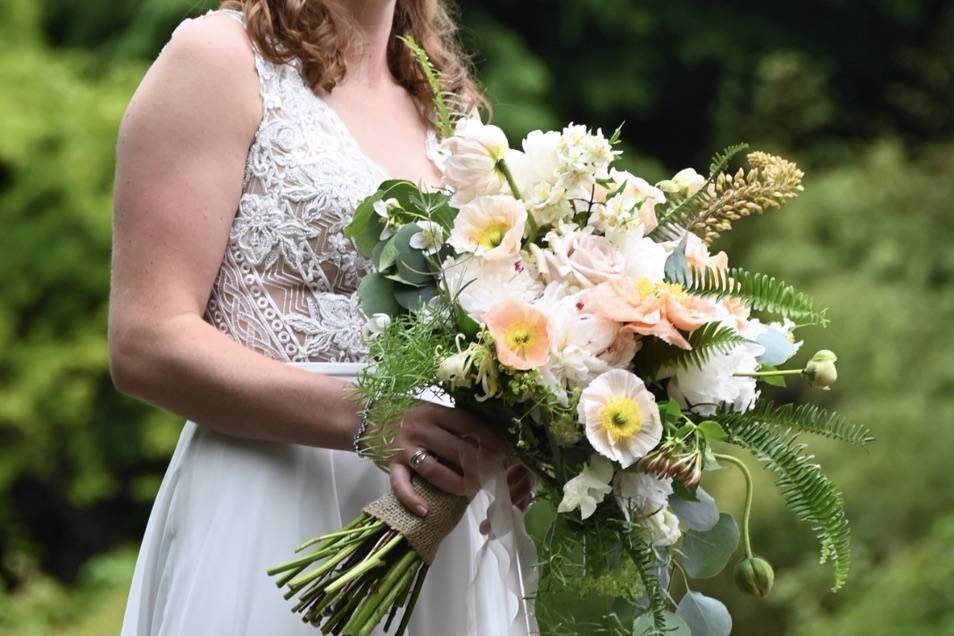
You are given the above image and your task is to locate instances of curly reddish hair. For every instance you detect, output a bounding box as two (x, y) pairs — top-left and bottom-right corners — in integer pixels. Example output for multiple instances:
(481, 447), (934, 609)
(218, 0), (485, 117)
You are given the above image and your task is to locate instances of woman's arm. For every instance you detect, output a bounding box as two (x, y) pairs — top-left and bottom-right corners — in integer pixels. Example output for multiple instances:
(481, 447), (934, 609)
(108, 14), (523, 514)
(109, 14), (361, 451)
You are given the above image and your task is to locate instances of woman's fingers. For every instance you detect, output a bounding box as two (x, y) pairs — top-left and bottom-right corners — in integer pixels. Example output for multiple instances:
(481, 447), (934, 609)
(389, 463), (429, 517)
(427, 405), (505, 456)
(405, 446), (478, 498)
(408, 422), (481, 477)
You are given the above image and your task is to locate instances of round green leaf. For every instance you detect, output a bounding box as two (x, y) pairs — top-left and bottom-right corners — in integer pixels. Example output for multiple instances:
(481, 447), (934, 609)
(676, 591), (732, 636)
(356, 273), (401, 317)
(633, 610), (691, 636)
(670, 486), (719, 532)
(394, 283), (437, 310)
(682, 512), (740, 578)
(393, 223), (433, 286)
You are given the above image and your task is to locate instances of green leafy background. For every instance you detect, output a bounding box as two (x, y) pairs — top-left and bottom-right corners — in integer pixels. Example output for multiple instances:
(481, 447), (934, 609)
(1, 0), (953, 633)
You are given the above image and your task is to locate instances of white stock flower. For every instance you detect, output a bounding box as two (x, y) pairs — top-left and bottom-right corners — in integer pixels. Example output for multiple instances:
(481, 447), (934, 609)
(409, 221), (445, 255)
(441, 118), (511, 206)
(449, 195), (527, 261)
(579, 369), (663, 468)
(441, 255), (542, 322)
(557, 455), (614, 520)
(508, 130), (576, 227)
(591, 169), (665, 235)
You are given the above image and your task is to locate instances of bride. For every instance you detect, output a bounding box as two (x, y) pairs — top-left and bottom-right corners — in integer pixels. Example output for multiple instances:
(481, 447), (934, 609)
(109, 1), (534, 634)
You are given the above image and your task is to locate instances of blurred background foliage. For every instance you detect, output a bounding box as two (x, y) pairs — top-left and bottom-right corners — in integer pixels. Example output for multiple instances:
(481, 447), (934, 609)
(0, 0), (952, 634)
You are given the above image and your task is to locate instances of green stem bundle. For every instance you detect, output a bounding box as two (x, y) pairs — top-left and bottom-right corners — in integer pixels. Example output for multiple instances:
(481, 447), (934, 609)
(268, 512), (426, 635)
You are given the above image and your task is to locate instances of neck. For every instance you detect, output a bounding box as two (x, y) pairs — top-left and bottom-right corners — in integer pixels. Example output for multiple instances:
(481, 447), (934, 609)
(342, 0), (398, 87)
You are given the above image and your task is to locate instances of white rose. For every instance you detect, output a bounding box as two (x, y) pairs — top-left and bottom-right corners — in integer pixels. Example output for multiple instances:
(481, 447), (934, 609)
(531, 229), (625, 289)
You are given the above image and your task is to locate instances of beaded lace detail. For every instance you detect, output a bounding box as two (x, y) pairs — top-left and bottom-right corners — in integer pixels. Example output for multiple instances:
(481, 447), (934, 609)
(192, 9), (442, 362)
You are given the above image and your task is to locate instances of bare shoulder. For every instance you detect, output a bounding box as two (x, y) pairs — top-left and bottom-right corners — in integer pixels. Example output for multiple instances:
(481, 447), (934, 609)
(121, 11), (261, 145)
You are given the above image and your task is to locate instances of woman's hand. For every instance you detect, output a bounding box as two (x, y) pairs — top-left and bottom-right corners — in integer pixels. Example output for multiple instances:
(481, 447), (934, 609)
(387, 401), (504, 517)
(507, 464), (535, 512)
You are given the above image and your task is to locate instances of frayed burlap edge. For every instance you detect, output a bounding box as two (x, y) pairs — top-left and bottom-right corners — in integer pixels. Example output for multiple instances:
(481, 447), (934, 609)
(363, 478), (470, 564)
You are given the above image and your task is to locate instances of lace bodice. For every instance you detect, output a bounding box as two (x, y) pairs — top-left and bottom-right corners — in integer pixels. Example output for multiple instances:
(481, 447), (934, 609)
(195, 9), (441, 362)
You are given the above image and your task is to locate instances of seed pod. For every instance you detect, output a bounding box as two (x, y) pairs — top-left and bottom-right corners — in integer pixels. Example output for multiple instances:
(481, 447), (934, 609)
(734, 556), (775, 598)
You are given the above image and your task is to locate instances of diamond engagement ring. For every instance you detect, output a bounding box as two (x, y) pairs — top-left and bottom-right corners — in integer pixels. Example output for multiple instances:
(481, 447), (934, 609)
(409, 448), (429, 471)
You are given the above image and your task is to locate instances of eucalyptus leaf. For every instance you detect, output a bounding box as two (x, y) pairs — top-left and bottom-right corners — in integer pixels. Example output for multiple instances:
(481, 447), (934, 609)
(393, 223), (433, 286)
(346, 191), (387, 258)
(374, 235), (400, 272)
(670, 486), (719, 532)
(356, 273), (402, 317)
(676, 591), (732, 636)
(633, 610), (691, 636)
(682, 513), (740, 579)
(394, 284), (437, 310)
(664, 233), (691, 284)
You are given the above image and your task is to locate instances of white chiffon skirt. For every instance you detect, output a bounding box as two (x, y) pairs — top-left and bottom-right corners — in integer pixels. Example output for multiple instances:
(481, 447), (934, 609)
(120, 362), (536, 636)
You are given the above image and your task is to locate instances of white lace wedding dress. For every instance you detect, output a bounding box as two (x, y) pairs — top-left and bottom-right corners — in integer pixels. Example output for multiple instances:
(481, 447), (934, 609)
(120, 9), (534, 636)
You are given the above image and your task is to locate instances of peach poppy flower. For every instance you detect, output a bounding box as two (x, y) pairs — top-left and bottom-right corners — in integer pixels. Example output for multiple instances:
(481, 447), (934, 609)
(586, 277), (692, 349)
(484, 299), (551, 370)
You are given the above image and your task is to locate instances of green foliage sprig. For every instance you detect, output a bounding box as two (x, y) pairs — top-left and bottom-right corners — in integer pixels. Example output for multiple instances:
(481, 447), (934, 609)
(400, 35), (456, 140)
(636, 322), (752, 381)
(724, 401), (875, 447)
(717, 416), (852, 591)
(670, 265), (829, 326)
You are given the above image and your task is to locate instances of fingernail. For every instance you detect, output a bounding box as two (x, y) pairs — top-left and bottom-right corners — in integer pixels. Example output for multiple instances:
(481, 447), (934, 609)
(417, 505), (429, 517)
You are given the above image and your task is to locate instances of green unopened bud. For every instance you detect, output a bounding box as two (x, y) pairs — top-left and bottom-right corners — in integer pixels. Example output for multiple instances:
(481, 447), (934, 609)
(734, 556), (775, 598)
(804, 349), (838, 390)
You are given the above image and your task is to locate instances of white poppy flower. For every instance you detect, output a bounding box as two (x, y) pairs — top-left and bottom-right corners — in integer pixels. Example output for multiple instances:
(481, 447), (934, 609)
(441, 118), (511, 206)
(578, 369), (663, 468)
(449, 195), (527, 261)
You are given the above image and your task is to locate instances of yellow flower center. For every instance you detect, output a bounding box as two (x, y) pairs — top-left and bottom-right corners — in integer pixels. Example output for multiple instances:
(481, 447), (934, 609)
(657, 282), (687, 301)
(599, 397), (643, 442)
(476, 221), (511, 249)
(634, 278), (687, 301)
(504, 321), (539, 356)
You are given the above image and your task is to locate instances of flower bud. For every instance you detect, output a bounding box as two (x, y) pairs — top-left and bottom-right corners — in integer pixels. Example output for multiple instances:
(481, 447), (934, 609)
(734, 556), (775, 598)
(804, 349), (838, 390)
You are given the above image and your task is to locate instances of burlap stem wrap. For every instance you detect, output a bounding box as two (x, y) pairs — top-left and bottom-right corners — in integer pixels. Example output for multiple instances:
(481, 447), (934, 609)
(363, 477), (470, 564)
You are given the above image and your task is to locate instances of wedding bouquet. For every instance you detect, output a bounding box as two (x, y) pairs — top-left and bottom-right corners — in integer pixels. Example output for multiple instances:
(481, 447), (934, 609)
(267, 42), (871, 636)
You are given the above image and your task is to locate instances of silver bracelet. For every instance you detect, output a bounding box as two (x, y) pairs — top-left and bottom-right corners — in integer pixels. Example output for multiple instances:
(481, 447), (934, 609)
(352, 404), (372, 458)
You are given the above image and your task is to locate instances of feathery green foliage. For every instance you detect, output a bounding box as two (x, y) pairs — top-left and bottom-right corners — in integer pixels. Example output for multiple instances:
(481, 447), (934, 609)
(722, 401), (875, 447)
(353, 306), (457, 463)
(636, 322), (751, 381)
(718, 418), (852, 591)
(626, 540), (669, 634)
(400, 35), (455, 140)
(672, 266), (828, 326)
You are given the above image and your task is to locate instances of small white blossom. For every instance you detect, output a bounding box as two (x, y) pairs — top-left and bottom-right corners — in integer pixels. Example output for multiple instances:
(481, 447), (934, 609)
(645, 508), (682, 546)
(557, 455), (615, 520)
(409, 221), (445, 255)
(373, 198), (401, 240)
(361, 313), (391, 340)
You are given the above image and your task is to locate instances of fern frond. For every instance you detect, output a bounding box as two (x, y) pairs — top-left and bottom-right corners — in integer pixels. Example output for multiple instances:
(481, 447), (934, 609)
(728, 401), (874, 446)
(626, 540), (669, 634)
(652, 143), (749, 239)
(636, 322), (751, 381)
(654, 150), (804, 244)
(717, 418), (852, 591)
(670, 266), (828, 326)
(400, 35), (454, 139)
